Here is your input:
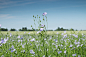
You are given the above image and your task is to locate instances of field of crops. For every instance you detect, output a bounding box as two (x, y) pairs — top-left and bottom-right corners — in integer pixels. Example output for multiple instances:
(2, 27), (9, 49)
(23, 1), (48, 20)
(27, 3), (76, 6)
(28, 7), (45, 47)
(0, 31), (86, 57)
(0, 31), (86, 35)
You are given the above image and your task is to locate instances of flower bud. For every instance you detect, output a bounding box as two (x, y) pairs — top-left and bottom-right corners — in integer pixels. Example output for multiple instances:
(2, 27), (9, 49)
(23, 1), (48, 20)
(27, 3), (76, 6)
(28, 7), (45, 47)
(31, 25), (32, 27)
(0, 24), (1, 27)
(33, 15), (34, 17)
(34, 19), (35, 21)
(43, 19), (44, 20)
(40, 20), (41, 22)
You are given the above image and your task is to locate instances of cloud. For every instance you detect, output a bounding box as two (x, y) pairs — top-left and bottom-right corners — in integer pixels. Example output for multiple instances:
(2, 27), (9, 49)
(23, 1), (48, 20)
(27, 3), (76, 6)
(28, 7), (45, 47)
(0, 0), (36, 9)
(0, 0), (58, 9)
(13, 2), (36, 6)
(0, 14), (15, 19)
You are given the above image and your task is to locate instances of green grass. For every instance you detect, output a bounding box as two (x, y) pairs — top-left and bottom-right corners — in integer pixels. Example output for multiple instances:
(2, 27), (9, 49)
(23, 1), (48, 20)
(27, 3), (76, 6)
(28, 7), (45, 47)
(0, 31), (86, 57)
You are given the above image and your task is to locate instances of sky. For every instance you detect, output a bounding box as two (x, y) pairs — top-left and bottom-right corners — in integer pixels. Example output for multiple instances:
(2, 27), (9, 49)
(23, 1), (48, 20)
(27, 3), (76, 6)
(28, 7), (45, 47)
(0, 0), (86, 31)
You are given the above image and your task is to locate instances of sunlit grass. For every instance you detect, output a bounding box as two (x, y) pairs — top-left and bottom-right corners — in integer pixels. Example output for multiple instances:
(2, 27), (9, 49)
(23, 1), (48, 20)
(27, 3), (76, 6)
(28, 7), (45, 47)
(0, 31), (86, 35)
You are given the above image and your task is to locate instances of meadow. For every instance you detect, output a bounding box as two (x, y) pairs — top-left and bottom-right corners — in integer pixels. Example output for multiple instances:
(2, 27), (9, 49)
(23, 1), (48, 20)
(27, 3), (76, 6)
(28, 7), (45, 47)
(0, 31), (86, 57)
(0, 12), (86, 57)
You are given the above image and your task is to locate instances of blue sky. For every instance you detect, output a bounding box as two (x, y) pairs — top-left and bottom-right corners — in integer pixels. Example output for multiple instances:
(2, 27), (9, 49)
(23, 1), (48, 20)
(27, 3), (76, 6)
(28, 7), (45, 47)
(0, 0), (86, 31)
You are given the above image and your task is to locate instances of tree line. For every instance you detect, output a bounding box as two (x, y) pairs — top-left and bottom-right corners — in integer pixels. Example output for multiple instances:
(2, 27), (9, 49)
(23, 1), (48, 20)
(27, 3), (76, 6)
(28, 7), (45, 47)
(54, 27), (75, 31)
(0, 27), (83, 31)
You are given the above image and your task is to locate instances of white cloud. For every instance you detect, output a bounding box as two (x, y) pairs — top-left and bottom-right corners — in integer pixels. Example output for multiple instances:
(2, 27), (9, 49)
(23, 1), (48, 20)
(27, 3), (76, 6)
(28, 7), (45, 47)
(0, 0), (58, 9)
(0, 14), (9, 17)
(0, 0), (36, 9)
(0, 14), (15, 19)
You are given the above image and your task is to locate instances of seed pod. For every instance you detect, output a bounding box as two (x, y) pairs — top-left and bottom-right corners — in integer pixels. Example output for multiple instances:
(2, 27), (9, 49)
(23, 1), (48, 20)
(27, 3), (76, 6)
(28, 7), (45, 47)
(43, 19), (44, 20)
(40, 20), (41, 22)
(33, 15), (34, 17)
(31, 25), (32, 27)
(34, 19), (35, 21)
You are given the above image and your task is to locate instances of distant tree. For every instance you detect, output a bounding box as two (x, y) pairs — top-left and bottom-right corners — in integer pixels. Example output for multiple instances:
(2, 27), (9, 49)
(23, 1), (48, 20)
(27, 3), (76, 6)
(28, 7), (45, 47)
(70, 28), (74, 31)
(55, 27), (60, 31)
(36, 29), (39, 31)
(1, 28), (4, 31)
(32, 28), (35, 31)
(22, 27), (24, 30)
(58, 27), (60, 31)
(1, 28), (8, 31)
(10, 28), (16, 31)
(66, 29), (69, 31)
(27, 29), (29, 31)
(25, 27), (27, 31)
(19, 29), (22, 31)
(22, 27), (27, 31)
(28, 29), (35, 31)
(5, 28), (8, 31)
(61, 27), (63, 31)
(47, 30), (53, 31)
(28, 29), (32, 31)
(76, 29), (78, 31)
